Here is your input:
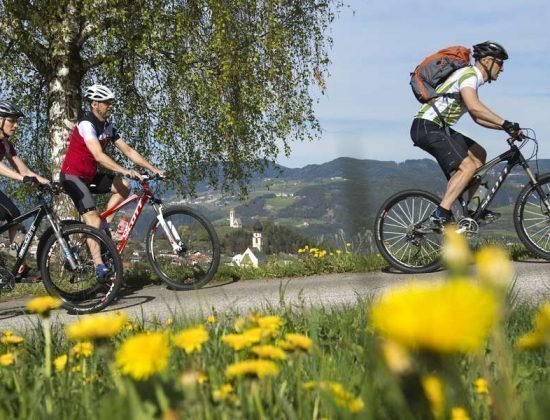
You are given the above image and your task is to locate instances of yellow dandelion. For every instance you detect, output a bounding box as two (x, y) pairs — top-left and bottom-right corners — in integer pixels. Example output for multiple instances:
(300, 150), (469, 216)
(2, 331), (13, 337)
(255, 315), (284, 334)
(336, 250), (342, 255)
(251, 345), (287, 360)
(234, 316), (246, 332)
(221, 332), (259, 351)
(26, 296), (62, 317)
(66, 312), (128, 341)
(305, 381), (364, 413)
(329, 252), (334, 256)
(165, 317), (173, 326)
(475, 246), (514, 289)
(213, 383), (235, 402)
(298, 248), (305, 253)
(70, 341), (94, 358)
(225, 359), (279, 378)
(278, 333), (312, 352)
(346, 243), (351, 247)
(180, 369), (207, 387)
(516, 301), (550, 350)
(474, 378), (489, 394)
(451, 407), (471, 420)
(197, 371), (208, 384)
(115, 332), (170, 381)
(422, 375), (445, 419)
(370, 279), (498, 353)
(0, 353), (15, 367)
(54, 354), (68, 372)
(206, 315), (216, 324)
(304, 245), (309, 250)
(0, 334), (24, 345)
(380, 339), (413, 375)
(172, 325), (209, 354)
(442, 229), (471, 268)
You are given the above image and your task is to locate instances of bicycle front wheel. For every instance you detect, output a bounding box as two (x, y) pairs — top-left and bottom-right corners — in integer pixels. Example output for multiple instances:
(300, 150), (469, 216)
(514, 173), (550, 259)
(374, 190), (443, 273)
(146, 205), (220, 290)
(39, 225), (123, 314)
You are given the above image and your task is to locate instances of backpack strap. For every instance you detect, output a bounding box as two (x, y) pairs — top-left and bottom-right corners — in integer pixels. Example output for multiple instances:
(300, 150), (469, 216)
(429, 92), (462, 135)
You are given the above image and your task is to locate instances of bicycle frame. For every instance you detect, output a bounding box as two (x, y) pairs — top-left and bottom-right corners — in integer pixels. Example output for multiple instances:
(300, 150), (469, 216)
(99, 178), (183, 254)
(456, 140), (548, 220)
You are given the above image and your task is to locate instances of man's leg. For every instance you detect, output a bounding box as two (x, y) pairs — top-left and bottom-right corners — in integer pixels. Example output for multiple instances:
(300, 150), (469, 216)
(104, 176), (130, 223)
(440, 155), (481, 210)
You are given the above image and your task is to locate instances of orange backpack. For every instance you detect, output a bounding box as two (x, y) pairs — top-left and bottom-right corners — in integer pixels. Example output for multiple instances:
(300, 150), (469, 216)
(410, 46), (472, 103)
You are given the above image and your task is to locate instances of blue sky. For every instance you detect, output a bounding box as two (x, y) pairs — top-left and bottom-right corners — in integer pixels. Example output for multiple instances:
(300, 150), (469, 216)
(277, 0), (550, 168)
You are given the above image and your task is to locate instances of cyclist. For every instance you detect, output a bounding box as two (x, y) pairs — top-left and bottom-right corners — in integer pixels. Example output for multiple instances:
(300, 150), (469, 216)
(410, 41), (522, 228)
(60, 84), (164, 244)
(0, 101), (50, 282)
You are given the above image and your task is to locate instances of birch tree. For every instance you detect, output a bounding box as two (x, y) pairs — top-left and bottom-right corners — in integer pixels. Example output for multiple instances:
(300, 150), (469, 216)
(0, 0), (342, 195)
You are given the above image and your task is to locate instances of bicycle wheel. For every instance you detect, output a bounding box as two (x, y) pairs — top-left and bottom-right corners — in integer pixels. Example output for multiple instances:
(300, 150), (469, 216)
(39, 225), (123, 313)
(374, 190), (443, 273)
(514, 173), (550, 259)
(146, 205), (220, 290)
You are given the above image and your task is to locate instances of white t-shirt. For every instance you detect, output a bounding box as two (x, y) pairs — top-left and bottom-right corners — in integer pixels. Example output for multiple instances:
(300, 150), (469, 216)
(415, 66), (485, 126)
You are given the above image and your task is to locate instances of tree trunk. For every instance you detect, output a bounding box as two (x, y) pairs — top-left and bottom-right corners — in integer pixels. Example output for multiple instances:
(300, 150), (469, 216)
(46, 1), (84, 218)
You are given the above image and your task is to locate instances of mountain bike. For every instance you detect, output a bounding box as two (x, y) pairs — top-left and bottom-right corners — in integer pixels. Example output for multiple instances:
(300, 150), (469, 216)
(374, 129), (550, 273)
(0, 182), (123, 313)
(98, 173), (220, 290)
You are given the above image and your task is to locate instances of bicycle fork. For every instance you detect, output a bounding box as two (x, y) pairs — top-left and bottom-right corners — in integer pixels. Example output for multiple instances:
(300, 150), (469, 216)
(46, 214), (79, 270)
(152, 205), (184, 253)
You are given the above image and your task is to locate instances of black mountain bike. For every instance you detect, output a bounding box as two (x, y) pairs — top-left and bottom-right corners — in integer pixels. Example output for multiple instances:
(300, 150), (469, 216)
(374, 129), (550, 273)
(0, 182), (123, 313)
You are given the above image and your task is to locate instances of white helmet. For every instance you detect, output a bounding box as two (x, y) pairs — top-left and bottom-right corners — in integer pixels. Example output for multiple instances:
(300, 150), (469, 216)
(84, 84), (115, 101)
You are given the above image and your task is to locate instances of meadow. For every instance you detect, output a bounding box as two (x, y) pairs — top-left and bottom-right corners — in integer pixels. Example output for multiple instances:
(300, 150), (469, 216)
(0, 231), (548, 419)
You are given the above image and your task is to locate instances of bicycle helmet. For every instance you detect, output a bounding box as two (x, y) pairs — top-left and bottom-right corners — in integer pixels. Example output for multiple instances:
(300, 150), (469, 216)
(472, 41), (509, 60)
(0, 100), (25, 118)
(84, 84), (115, 101)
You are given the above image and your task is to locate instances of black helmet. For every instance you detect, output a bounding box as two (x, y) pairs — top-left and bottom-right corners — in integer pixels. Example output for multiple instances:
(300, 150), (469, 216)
(0, 100), (25, 118)
(472, 41), (509, 60)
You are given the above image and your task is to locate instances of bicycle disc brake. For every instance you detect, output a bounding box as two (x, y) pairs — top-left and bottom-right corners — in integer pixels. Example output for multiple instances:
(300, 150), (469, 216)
(456, 217), (479, 237)
(0, 267), (16, 291)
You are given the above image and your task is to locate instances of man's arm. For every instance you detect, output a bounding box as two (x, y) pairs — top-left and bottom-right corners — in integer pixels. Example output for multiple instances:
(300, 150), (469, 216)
(85, 138), (137, 178)
(114, 139), (164, 175)
(10, 156), (49, 184)
(461, 87), (506, 130)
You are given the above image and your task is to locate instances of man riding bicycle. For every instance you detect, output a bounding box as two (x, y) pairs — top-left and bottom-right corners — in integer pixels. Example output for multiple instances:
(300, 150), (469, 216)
(60, 84), (164, 276)
(411, 41), (522, 228)
(0, 101), (50, 282)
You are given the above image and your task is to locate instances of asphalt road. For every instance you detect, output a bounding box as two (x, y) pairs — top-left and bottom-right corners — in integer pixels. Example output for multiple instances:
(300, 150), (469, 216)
(1, 261), (549, 333)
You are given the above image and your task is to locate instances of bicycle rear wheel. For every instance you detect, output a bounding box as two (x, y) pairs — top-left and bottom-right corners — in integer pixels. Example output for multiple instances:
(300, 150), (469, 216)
(39, 225), (123, 314)
(374, 190), (443, 273)
(514, 173), (550, 259)
(146, 205), (220, 290)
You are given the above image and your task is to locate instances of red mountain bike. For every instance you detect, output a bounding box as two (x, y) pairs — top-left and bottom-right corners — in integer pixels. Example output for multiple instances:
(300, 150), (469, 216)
(100, 173), (220, 290)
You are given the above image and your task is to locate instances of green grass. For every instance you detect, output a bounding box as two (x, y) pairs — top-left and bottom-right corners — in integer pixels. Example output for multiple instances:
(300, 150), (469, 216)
(0, 297), (548, 419)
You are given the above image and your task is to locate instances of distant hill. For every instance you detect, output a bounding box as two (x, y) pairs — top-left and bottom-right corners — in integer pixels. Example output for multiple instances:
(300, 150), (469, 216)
(109, 157), (550, 246)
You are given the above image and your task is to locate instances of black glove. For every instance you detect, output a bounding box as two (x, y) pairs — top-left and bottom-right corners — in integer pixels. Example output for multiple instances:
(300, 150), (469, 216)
(22, 176), (38, 185)
(502, 120), (521, 136)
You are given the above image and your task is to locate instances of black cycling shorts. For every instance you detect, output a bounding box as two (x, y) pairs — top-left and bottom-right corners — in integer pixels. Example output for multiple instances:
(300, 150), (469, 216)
(0, 190), (20, 222)
(411, 118), (477, 179)
(60, 172), (114, 214)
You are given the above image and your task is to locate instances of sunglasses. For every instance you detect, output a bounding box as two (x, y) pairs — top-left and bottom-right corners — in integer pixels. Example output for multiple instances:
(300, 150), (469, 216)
(5, 118), (19, 124)
(493, 58), (504, 66)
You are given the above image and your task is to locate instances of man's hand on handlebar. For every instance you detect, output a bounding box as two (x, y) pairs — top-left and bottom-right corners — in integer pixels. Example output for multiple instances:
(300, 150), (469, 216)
(125, 169), (144, 181)
(502, 120), (523, 140)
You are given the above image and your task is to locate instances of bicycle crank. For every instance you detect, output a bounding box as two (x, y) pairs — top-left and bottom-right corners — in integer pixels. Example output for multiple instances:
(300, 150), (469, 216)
(455, 217), (479, 236)
(0, 267), (16, 291)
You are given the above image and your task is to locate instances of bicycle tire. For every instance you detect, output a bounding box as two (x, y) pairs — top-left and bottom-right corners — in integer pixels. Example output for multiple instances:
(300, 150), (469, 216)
(514, 173), (550, 260)
(146, 205), (220, 290)
(39, 224), (123, 314)
(374, 189), (443, 273)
